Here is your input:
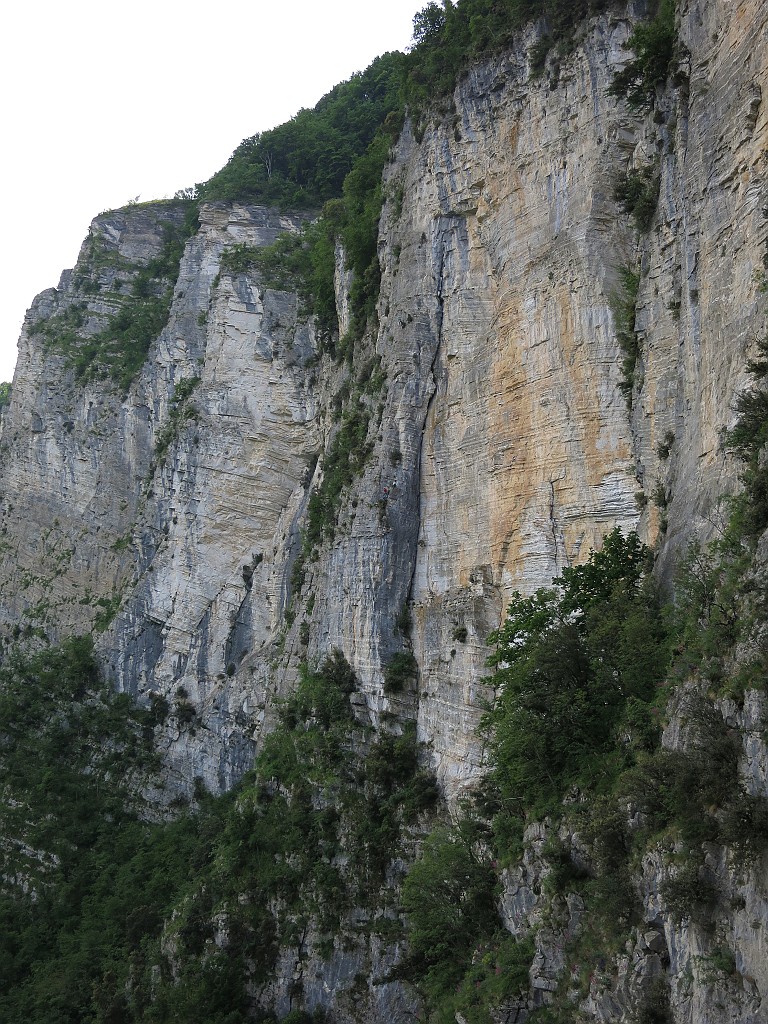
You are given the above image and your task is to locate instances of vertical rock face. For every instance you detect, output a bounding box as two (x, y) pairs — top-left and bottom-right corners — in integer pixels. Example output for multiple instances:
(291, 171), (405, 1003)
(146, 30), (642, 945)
(102, 201), (321, 793)
(1, 0), (765, 801)
(629, 0), (768, 573)
(0, 201), (320, 794)
(378, 16), (643, 794)
(0, 206), (182, 640)
(1, 0), (768, 1017)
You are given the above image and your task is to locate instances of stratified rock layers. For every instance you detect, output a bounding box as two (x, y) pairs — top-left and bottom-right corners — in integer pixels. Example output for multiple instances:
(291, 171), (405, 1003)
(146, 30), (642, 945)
(1, 0), (768, 1020)
(1, 1), (766, 803)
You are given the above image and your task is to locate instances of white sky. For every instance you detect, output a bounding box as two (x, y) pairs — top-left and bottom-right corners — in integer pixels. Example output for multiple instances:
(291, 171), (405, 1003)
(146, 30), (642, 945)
(0, 0), (425, 383)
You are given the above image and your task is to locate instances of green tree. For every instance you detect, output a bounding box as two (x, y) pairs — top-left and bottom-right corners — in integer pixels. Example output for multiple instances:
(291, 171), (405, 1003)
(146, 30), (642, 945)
(200, 52), (405, 209)
(485, 530), (671, 828)
(401, 818), (498, 995)
(609, 0), (677, 108)
(727, 335), (768, 538)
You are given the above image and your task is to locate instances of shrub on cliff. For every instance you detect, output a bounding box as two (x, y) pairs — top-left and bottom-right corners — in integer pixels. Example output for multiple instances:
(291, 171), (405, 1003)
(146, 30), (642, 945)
(383, 650), (418, 693)
(610, 265), (641, 401)
(727, 334), (768, 538)
(609, 0), (677, 108)
(303, 397), (373, 548)
(614, 163), (661, 232)
(484, 529), (671, 826)
(32, 204), (199, 391)
(404, 0), (619, 106)
(400, 818), (498, 992)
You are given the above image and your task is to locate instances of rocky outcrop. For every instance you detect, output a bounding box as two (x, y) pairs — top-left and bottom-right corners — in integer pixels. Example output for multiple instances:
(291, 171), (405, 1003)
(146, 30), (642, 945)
(0, 201), (319, 794)
(0, 206), (185, 641)
(3, 0), (764, 801)
(491, 682), (768, 1024)
(379, 14), (643, 796)
(103, 201), (321, 793)
(1, 0), (767, 1019)
(629, 0), (768, 574)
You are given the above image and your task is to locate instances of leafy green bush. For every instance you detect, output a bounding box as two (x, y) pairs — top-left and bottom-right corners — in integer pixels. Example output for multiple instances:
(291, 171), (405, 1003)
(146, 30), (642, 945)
(673, 530), (753, 686)
(635, 978), (673, 1024)
(400, 818), (500, 996)
(93, 591), (121, 631)
(434, 932), (535, 1024)
(345, 725), (439, 886)
(660, 856), (718, 924)
(383, 650), (418, 694)
(610, 265), (641, 401)
(614, 164), (660, 231)
(609, 0), (677, 108)
(727, 335), (768, 538)
(657, 429), (675, 460)
(632, 691), (739, 845)
(484, 529), (670, 831)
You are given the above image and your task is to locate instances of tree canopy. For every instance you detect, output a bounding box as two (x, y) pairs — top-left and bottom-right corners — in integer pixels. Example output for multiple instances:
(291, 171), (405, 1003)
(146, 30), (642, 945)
(485, 529), (670, 819)
(200, 52), (406, 209)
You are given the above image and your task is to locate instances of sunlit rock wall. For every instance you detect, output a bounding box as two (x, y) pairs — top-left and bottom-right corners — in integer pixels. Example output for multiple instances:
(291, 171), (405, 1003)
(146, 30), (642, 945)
(1, 0), (766, 811)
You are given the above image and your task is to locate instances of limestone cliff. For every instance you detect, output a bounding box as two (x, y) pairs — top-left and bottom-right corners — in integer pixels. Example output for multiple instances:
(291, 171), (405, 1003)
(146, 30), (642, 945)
(1, 0), (767, 1021)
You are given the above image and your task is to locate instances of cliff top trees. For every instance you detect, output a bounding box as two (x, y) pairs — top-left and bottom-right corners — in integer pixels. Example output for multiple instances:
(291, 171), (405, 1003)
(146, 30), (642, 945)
(199, 52), (405, 209)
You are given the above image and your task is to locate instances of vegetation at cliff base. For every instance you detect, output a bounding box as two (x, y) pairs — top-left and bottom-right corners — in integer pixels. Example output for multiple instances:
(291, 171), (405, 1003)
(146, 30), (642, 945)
(400, 488), (768, 1021)
(5, 514), (765, 1023)
(485, 529), (669, 826)
(0, 637), (202, 1023)
(0, 643), (436, 1023)
(398, 816), (534, 1022)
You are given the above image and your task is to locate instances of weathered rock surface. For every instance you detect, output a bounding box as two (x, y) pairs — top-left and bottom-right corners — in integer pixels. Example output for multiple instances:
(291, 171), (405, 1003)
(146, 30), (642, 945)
(630, 0), (768, 576)
(1, 0), (767, 1019)
(381, 13), (643, 796)
(0, 201), (319, 794)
